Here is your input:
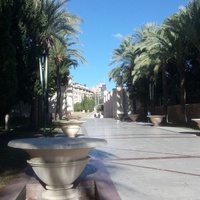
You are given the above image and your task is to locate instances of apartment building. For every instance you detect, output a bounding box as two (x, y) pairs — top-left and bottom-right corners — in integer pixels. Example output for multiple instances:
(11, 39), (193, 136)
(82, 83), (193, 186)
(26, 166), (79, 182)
(91, 83), (107, 105)
(49, 77), (94, 117)
(72, 83), (94, 104)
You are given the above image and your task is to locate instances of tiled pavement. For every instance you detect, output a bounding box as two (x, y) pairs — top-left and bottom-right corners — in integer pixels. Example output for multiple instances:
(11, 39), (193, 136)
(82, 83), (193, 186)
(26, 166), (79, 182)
(82, 118), (200, 200)
(2, 117), (200, 200)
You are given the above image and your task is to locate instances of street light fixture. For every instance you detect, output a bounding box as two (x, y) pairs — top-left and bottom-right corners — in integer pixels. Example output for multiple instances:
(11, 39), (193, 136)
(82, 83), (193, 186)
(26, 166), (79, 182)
(39, 54), (48, 137)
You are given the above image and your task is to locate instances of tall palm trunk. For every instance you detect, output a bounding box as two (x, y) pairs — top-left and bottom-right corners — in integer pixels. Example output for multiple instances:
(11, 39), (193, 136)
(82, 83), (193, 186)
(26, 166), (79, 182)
(162, 62), (168, 122)
(149, 80), (155, 114)
(178, 65), (187, 122)
(56, 63), (61, 120)
(132, 96), (137, 114)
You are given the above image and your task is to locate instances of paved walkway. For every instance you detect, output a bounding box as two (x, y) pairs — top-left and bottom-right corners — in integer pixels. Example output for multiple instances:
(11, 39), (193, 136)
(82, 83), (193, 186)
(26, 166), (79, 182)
(81, 118), (200, 200)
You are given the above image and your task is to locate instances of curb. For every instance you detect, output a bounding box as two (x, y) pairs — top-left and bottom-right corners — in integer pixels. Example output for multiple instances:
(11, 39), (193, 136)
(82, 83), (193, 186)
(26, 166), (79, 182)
(0, 171), (31, 200)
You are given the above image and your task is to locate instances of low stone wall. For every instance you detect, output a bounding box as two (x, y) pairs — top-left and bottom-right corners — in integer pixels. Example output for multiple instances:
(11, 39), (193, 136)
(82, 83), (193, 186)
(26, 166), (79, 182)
(137, 107), (147, 121)
(103, 85), (200, 124)
(137, 104), (200, 124)
(186, 103), (200, 120)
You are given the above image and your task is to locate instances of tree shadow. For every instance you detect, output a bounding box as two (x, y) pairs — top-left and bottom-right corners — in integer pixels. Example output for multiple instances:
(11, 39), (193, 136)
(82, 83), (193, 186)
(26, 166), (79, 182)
(179, 131), (200, 136)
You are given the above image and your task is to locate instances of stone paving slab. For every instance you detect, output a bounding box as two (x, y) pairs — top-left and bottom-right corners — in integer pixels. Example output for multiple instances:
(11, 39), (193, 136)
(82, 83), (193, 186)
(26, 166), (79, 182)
(82, 118), (200, 200)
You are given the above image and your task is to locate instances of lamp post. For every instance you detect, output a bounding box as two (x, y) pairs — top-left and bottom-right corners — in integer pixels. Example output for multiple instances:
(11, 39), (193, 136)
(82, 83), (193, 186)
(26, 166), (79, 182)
(39, 54), (48, 137)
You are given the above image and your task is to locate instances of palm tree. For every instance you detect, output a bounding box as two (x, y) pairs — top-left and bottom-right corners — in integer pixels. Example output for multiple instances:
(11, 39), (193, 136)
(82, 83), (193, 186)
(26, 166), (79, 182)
(164, 26), (189, 122)
(109, 35), (136, 81)
(164, 9), (194, 122)
(50, 38), (86, 119)
(134, 21), (190, 122)
(165, 0), (200, 61)
(164, 0), (200, 121)
(26, 0), (83, 131)
(37, 0), (83, 126)
(109, 35), (138, 113)
(50, 39), (67, 119)
(132, 23), (162, 115)
(38, 0), (80, 54)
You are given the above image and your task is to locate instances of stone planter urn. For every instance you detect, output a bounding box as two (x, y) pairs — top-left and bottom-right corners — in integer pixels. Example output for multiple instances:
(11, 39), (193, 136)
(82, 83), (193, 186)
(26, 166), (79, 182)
(67, 115), (81, 121)
(59, 120), (86, 138)
(147, 115), (165, 126)
(117, 112), (124, 120)
(59, 120), (86, 127)
(128, 114), (139, 122)
(8, 137), (107, 200)
(191, 118), (200, 128)
(61, 125), (80, 138)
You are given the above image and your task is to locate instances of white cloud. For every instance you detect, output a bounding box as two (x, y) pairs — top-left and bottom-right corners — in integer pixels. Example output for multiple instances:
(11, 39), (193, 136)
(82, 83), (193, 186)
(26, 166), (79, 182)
(112, 33), (124, 39)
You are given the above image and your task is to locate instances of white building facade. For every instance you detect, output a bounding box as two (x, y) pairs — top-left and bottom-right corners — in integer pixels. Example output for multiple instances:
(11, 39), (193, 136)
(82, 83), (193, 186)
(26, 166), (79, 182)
(49, 77), (94, 118)
(91, 83), (107, 105)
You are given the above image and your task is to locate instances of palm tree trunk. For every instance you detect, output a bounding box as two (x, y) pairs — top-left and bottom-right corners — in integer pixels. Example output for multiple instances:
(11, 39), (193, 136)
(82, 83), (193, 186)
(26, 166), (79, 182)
(150, 81), (155, 115)
(132, 97), (137, 114)
(56, 64), (61, 120)
(162, 62), (168, 122)
(179, 66), (187, 123)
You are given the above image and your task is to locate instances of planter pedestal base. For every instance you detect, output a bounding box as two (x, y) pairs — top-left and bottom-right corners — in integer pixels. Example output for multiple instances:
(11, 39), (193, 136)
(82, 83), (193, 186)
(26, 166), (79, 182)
(42, 186), (78, 200)
(26, 176), (96, 200)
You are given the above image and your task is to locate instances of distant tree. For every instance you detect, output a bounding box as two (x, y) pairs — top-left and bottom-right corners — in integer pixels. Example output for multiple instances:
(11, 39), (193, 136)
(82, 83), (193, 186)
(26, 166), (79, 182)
(74, 102), (82, 112)
(74, 97), (95, 112)
(86, 97), (95, 112)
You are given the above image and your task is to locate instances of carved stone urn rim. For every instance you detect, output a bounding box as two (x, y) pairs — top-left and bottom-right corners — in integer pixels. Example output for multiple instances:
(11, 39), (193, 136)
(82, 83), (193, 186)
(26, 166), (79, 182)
(8, 137), (107, 150)
(59, 120), (86, 127)
(147, 115), (166, 118)
(191, 118), (200, 121)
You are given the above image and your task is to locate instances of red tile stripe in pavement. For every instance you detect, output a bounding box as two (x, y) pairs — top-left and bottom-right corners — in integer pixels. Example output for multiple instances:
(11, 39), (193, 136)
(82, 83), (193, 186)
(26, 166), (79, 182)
(104, 147), (190, 156)
(110, 161), (200, 177)
(90, 136), (197, 139)
(80, 132), (197, 139)
(104, 155), (200, 161)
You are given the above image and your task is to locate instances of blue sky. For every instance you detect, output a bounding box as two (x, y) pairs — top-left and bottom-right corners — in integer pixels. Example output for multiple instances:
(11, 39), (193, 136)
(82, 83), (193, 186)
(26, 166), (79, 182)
(67, 0), (190, 91)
